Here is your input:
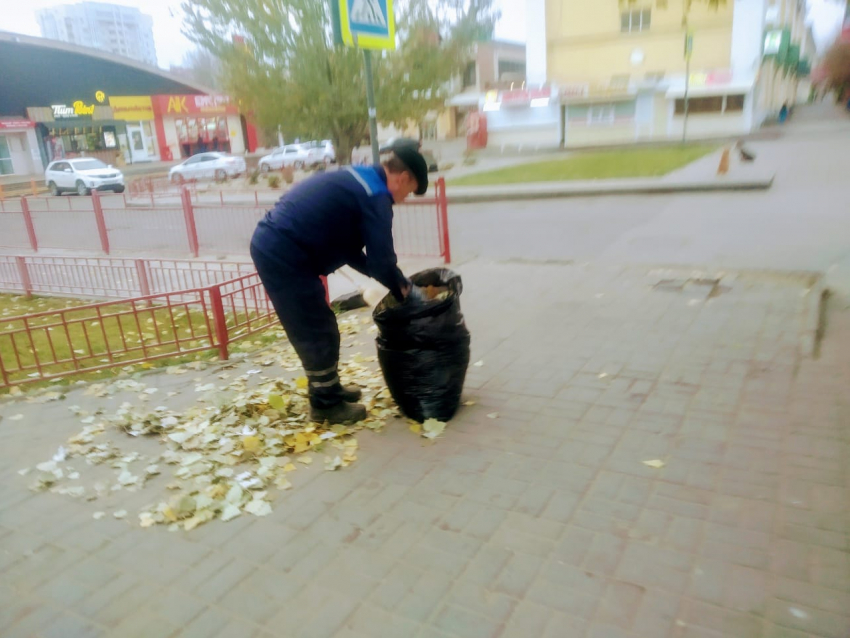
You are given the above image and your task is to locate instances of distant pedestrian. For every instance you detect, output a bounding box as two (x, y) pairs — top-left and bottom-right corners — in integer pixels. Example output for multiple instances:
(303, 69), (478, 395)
(779, 103), (789, 124)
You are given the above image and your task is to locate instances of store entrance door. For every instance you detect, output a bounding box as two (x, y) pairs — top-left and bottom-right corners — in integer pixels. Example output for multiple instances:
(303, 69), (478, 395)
(127, 124), (151, 163)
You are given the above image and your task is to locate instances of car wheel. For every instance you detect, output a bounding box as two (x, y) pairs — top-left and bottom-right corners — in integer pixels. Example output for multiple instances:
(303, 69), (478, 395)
(215, 169), (227, 181)
(260, 163), (270, 173)
(113, 186), (125, 194)
(48, 181), (59, 196)
(171, 173), (184, 185)
(294, 160), (304, 169)
(76, 180), (89, 196)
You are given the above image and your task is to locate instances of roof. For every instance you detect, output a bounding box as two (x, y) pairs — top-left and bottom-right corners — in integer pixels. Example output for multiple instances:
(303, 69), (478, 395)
(0, 31), (216, 116)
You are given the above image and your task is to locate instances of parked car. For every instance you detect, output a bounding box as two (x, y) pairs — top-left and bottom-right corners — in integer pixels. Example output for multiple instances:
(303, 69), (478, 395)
(45, 158), (125, 196)
(169, 152), (247, 183)
(303, 140), (336, 166)
(257, 145), (311, 172)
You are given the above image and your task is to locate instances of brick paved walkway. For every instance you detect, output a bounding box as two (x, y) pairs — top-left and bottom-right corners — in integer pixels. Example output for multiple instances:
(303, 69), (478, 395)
(1, 262), (848, 638)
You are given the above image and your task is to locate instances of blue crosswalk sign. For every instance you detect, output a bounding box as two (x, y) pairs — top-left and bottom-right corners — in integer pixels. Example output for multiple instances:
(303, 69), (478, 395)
(338, 0), (395, 50)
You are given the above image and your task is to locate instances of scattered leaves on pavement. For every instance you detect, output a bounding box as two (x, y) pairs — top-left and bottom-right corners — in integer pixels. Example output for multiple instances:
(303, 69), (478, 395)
(19, 317), (408, 532)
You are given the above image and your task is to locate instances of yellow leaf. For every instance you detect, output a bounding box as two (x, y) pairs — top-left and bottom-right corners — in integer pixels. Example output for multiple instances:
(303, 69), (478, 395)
(295, 376), (308, 389)
(642, 459), (666, 469)
(298, 455), (313, 465)
(409, 423), (422, 434)
(283, 463), (297, 472)
(242, 435), (262, 453)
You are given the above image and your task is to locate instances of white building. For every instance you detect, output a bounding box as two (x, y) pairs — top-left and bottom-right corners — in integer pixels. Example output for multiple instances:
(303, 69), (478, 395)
(36, 2), (157, 67)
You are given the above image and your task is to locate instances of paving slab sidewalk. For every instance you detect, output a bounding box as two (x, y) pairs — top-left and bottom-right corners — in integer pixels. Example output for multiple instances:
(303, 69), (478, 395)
(1, 260), (848, 638)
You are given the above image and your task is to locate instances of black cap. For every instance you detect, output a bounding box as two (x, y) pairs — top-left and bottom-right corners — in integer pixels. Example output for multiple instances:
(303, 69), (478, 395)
(391, 144), (429, 196)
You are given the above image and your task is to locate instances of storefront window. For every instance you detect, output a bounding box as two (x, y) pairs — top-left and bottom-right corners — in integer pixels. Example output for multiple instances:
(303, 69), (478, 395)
(175, 116), (231, 157)
(0, 136), (13, 175)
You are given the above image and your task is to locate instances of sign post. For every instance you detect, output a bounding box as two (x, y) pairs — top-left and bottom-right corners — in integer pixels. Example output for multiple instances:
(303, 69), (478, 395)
(682, 30), (694, 143)
(334, 0), (395, 164)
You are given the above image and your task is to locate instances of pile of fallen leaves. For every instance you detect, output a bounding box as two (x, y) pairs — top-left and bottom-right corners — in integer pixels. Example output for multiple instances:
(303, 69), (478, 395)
(17, 316), (449, 531)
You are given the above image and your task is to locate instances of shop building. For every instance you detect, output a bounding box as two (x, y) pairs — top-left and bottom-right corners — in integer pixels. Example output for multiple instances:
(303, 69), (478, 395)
(0, 31), (256, 179)
(151, 95), (248, 161)
(518, 0), (811, 149)
(0, 119), (43, 177)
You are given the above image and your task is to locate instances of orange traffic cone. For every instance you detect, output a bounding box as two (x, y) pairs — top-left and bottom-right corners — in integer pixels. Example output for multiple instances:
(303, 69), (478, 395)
(717, 147), (731, 175)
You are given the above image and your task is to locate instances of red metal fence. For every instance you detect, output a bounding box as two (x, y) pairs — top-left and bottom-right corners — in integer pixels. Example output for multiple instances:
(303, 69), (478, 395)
(0, 272), (276, 388)
(0, 178), (451, 263)
(0, 254), (255, 300)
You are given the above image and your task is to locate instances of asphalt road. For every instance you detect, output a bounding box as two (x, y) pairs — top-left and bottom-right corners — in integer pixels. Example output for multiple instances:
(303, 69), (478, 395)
(449, 103), (850, 295)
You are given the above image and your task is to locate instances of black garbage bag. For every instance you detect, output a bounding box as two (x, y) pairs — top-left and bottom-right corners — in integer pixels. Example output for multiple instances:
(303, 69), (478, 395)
(373, 268), (471, 423)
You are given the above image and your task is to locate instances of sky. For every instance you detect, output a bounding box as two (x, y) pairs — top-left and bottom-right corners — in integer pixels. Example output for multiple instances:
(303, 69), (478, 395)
(0, 0), (846, 69)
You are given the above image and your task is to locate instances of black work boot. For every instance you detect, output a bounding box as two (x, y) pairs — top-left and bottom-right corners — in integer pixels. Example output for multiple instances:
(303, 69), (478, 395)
(310, 401), (367, 424)
(341, 385), (362, 402)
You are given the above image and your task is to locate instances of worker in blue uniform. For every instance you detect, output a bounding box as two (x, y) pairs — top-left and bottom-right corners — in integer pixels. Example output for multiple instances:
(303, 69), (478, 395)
(250, 143), (429, 424)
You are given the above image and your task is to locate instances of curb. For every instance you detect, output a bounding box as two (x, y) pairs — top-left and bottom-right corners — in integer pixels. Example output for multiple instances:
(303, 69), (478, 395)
(446, 175), (774, 203)
(802, 275), (828, 359)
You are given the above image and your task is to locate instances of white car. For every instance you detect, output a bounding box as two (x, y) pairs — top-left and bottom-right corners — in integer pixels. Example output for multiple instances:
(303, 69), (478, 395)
(257, 145), (311, 172)
(45, 158), (125, 196)
(304, 140), (336, 166)
(169, 152), (247, 183)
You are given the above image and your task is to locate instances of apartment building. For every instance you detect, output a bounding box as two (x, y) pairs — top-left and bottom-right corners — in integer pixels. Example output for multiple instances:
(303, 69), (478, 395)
(37, 2), (157, 67)
(522, 0), (811, 147)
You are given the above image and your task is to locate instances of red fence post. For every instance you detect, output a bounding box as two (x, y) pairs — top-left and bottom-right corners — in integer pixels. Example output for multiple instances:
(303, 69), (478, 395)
(90, 190), (110, 254)
(208, 285), (230, 360)
(135, 258), (152, 307)
(436, 177), (451, 264)
(15, 256), (32, 298)
(20, 197), (38, 252)
(181, 186), (200, 258)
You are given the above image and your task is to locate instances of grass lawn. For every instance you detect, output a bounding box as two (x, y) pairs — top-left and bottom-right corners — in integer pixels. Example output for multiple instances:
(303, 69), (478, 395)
(0, 293), (277, 391)
(448, 145), (717, 187)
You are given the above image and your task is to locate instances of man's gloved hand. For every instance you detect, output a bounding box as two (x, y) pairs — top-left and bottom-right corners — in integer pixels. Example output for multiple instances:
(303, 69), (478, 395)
(405, 284), (424, 303)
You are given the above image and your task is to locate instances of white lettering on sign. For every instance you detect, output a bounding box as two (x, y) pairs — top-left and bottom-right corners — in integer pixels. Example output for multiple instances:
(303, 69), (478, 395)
(51, 101), (96, 118)
(350, 0), (386, 26)
(52, 104), (76, 118)
(193, 95), (231, 109)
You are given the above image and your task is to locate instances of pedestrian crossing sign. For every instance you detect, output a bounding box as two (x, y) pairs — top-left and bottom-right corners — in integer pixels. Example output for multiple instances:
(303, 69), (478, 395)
(337, 0), (395, 50)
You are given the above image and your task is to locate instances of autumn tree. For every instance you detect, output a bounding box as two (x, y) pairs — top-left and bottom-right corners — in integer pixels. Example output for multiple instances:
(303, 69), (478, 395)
(181, 0), (498, 163)
(171, 49), (224, 90)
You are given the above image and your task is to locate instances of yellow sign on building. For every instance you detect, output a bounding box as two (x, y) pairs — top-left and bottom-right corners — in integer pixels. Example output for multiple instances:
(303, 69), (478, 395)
(108, 96), (155, 121)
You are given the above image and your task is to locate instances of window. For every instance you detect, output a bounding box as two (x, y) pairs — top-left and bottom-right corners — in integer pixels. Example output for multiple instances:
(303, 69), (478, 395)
(674, 95), (745, 115)
(589, 105), (616, 125)
(0, 137), (14, 175)
(462, 61), (477, 89)
(621, 8), (651, 32)
(610, 74), (631, 89)
(725, 94), (745, 111)
(497, 59), (526, 80)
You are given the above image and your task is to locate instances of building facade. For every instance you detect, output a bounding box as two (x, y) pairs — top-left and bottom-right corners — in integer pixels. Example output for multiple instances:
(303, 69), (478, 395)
(0, 32), (256, 180)
(517, 0), (811, 148)
(37, 2), (157, 66)
(441, 40), (528, 142)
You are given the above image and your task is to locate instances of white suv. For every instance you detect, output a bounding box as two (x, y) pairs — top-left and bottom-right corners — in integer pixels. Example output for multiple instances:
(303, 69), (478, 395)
(304, 140), (336, 166)
(45, 158), (125, 196)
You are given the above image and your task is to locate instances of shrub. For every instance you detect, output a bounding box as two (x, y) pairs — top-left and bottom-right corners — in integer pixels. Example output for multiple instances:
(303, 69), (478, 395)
(267, 174), (281, 189)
